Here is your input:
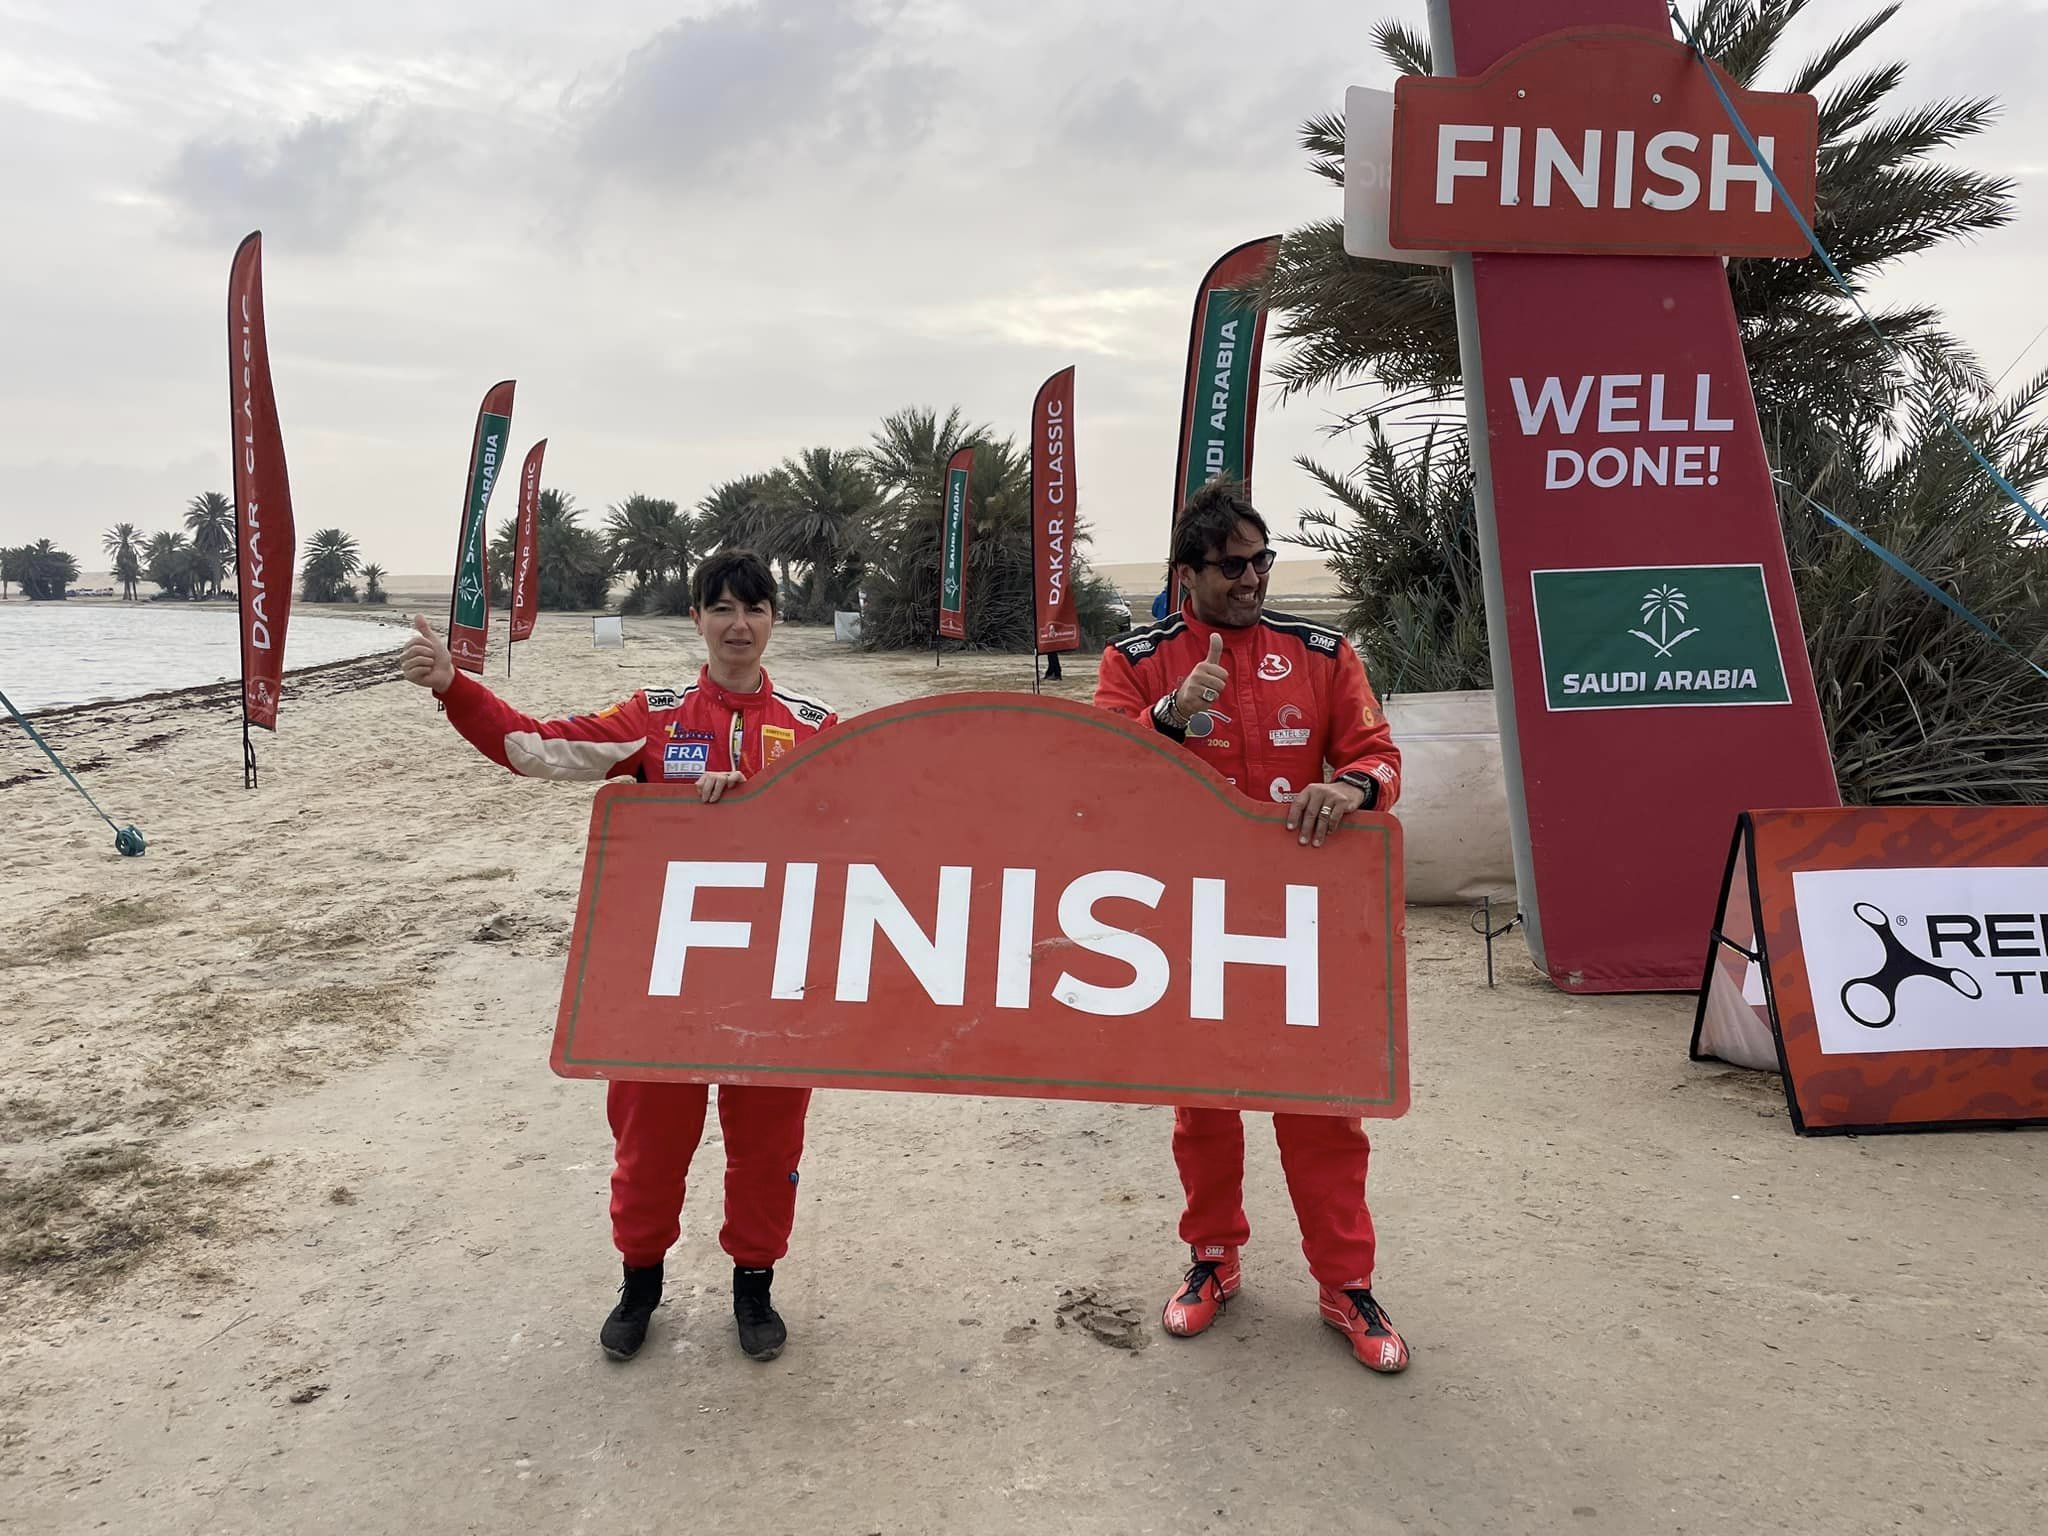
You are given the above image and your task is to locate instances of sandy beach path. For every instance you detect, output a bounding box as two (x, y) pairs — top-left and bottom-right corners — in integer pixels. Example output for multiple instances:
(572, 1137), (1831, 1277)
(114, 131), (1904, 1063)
(2, 617), (2043, 1535)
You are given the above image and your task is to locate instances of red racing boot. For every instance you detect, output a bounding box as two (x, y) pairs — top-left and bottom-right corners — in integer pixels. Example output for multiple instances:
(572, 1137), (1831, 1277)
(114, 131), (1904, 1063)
(1318, 1285), (1410, 1373)
(1161, 1245), (1241, 1338)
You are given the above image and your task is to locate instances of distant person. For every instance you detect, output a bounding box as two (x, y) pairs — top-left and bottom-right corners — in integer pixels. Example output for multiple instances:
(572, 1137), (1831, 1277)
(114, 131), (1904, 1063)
(1093, 479), (1410, 1374)
(1042, 650), (1063, 681)
(1151, 587), (1171, 622)
(397, 549), (837, 1365)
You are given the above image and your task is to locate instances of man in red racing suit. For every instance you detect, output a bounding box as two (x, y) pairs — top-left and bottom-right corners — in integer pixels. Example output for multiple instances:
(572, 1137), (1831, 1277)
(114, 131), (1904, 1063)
(399, 550), (835, 1366)
(1094, 479), (1411, 1373)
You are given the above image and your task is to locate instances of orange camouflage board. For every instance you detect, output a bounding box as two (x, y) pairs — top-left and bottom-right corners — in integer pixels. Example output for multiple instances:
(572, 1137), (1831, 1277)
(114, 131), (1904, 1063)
(1693, 807), (2048, 1134)
(552, 693), (1409, 1116)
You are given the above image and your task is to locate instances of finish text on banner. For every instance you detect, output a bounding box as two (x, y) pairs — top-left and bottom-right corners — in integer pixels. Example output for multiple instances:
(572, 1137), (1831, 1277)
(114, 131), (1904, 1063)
(552, 694), (1409, 1116)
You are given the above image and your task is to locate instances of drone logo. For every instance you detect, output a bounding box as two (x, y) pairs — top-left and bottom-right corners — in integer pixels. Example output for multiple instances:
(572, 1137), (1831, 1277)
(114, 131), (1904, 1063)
(1839, 902), (1982, 1028)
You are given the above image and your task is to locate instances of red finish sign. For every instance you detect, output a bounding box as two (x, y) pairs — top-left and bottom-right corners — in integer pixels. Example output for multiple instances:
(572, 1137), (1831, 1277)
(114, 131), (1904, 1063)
(551, 693), (1409, 1116)
(1429, 0), (1838, 992)
(1391, 27), (1818, 259)
(1031, 367), (1080, 654)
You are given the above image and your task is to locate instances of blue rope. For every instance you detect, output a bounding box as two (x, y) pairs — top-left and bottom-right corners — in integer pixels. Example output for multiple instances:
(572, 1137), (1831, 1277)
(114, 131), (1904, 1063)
(1669, 4), (2048, 539)
(1773, 476), (2048, 685)
(0, 689), (147, 856)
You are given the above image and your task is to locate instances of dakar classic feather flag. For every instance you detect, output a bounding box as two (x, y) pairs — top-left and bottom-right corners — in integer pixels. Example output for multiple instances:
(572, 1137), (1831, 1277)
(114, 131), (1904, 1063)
(1032, 367), (1080, 655)
(507, 438), (546, 675)
(226, 231), (297, 788)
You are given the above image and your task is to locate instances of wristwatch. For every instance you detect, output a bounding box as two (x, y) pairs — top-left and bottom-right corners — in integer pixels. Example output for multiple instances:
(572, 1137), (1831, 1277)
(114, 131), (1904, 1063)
(1152, 692), (1192, 739)
(1337, 771), (1381, 811)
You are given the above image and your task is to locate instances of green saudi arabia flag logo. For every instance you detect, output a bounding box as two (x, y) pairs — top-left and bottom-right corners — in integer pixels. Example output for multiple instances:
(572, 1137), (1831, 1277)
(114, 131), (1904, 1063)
(942, 468), (967, 606)
(454, 413), (510, 629)
(1531, 564), (1792, 711)
(1184, 289), (1257, 491)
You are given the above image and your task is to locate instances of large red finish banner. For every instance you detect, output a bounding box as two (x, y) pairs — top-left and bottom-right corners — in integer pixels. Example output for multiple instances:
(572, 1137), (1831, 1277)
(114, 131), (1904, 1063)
(226, 231), (295, 734)
(551, 694), (1409, 1117)
(1421, 1), (1838, 992)
(1031, 367), (1080, 653)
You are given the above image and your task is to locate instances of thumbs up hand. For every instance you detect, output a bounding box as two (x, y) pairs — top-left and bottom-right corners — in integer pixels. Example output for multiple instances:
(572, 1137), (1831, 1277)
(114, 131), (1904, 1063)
(399, 614), (456, 694)
(1174, 632), (1231, 720)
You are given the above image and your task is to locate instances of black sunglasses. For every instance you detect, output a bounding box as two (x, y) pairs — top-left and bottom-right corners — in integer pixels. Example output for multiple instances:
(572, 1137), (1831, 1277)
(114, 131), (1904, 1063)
(1199, 549), (1277, 580)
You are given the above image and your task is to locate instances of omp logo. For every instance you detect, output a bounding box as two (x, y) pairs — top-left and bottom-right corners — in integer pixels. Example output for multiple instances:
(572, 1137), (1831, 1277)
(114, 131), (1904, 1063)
(1840, 902), (1982, 1028)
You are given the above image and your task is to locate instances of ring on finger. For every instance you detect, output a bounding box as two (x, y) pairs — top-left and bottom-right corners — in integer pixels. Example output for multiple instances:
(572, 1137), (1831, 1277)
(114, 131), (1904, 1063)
(1201, 688), (1217, 701)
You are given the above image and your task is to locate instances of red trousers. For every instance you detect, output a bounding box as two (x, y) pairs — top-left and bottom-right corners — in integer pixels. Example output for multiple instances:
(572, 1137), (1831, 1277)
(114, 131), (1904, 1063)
(606, 1081), (811, 1270)
(1173, 1108), (1377, 1290)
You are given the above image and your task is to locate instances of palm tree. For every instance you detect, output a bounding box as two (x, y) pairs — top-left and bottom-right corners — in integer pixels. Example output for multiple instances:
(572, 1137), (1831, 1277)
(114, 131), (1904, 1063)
(1782, 363), (2048, 802)
(493, 490), (613, 611)
(767, 448), (880, 619)
(361, 564), (388, 605)
(603, 495), (692, 590)
(1265, 3), (2011, 441)
(184, 491), (235, 598)
(21, 539), (81, 600)
(865, 406), (984, 515)
(696, 474), (785, 554)
(144, 530), (193, 597)
(102, 523), (144, 600)
(1292, 424), (1490, 693)
(301, 528), (362, 603)
(0, 546), (22, 600)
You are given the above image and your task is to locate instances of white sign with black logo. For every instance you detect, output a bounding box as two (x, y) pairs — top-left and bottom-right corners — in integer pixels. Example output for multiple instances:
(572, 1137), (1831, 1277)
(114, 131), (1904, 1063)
(1794, 866), (2048, 1055)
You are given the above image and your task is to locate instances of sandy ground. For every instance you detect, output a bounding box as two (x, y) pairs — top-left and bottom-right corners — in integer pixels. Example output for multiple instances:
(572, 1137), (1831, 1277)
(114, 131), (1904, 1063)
(2, 614), (2044, 1536)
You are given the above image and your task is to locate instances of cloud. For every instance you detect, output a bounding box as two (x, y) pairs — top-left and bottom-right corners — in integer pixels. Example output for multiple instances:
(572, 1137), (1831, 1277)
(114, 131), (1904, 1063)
(572, 0), (943, 188)
(160, 103), (418, 250)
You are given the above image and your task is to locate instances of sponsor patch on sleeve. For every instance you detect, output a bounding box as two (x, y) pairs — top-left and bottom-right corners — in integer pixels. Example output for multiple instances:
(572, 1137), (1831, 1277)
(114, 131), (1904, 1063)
(644, 689), (681, 710)
(1307, 631), (1339, 655)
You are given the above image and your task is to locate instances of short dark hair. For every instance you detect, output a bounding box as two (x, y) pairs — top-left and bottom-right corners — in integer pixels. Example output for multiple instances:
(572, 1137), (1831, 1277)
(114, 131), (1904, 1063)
(1171, 478), (1270, 577)
(691, 549), (778, 613)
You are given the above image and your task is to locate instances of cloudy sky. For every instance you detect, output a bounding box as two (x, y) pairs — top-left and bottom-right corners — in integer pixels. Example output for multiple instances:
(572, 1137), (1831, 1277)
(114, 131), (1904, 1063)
(6, 0), (2045, 579)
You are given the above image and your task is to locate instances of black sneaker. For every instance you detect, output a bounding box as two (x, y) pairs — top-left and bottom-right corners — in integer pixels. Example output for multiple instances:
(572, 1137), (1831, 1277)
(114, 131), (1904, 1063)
(599, 1262), (664, 1361)
(733, 1265), (787, 1361)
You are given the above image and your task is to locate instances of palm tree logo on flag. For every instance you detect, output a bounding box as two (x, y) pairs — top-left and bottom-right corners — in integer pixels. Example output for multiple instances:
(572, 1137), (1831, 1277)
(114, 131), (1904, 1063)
(1630, 584), (1700, 658)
